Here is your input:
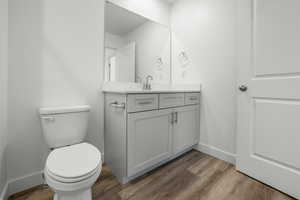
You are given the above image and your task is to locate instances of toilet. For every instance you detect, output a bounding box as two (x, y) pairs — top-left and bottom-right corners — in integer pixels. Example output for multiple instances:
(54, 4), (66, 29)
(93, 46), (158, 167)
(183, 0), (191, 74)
(39, 105), (102, 200)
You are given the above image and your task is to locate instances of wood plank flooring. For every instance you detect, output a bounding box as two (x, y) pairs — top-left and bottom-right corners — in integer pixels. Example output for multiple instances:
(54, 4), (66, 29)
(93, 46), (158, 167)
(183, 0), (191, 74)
(8, 150), (295, 200)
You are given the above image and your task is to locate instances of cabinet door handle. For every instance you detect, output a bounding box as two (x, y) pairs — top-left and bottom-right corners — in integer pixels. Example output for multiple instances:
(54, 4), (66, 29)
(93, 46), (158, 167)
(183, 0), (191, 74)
(171, 112), (174, 124)
(175, 112), (178, 123)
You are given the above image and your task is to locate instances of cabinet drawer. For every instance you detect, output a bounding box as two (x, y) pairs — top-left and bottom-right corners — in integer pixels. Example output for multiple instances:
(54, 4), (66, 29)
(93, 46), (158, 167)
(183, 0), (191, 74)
(185, 93), (200, 105)
(159, 93), (185, 109)
(127, 94), (159, 113)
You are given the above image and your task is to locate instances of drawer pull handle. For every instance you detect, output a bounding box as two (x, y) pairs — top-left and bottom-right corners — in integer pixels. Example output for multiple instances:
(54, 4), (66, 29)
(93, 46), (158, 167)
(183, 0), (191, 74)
(189, 97), (197, 101)
(110, 101), (126, 109)
(164, 96), (183, 100)
(138, 101), (153, 105)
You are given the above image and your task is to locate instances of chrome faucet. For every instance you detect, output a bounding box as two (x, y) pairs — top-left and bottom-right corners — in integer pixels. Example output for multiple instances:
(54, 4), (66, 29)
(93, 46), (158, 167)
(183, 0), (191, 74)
(143, 75), (153, 90)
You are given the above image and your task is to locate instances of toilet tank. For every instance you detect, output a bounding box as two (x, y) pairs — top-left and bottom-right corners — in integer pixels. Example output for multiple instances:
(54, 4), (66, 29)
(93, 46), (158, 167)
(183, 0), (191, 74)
(39, 105), (90, 149)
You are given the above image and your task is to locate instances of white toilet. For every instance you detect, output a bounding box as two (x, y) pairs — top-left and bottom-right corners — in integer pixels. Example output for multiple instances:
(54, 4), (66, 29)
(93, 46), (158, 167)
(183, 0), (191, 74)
(39, 105), (102, 200)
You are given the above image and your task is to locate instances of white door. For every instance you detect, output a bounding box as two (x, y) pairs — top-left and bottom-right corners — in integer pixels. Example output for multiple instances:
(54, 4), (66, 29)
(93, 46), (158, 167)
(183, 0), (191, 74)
(237, 0), (300, 198)
(173, 105), (200, 155)
(104, 48), (116, 82)
(127, 109), (173, 177)
(115, 42), (135, 82)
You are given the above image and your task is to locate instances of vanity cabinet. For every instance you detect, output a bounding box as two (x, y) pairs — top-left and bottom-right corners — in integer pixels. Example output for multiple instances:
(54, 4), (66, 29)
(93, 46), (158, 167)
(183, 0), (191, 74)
(104, 92), (200, 184)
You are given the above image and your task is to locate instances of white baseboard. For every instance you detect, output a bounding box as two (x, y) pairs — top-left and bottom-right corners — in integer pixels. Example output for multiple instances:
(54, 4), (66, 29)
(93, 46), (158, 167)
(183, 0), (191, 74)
(101, 152), (105, 163)
(0, 182), (8, 200)
(194, 143), (236, 165)
(5, 170), (44, 199)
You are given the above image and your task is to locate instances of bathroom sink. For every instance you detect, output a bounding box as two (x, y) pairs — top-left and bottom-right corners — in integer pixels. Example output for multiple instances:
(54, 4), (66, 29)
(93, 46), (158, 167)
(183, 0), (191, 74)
(102, 82), (201, 94)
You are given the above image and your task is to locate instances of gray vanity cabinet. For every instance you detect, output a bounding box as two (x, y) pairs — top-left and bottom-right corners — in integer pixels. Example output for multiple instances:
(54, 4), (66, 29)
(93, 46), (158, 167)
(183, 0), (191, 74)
(104, 92), (200, 184)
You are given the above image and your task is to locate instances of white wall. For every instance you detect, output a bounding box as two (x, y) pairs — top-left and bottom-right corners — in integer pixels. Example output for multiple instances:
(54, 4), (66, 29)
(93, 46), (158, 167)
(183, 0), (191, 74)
(105, 33), (126, 49)
(107, 0), (171, 26)
(171, 0), (237, 160)
(0, 0), (8, 195)
(126, 21), (171, 83)
(7, 0), (104, 193)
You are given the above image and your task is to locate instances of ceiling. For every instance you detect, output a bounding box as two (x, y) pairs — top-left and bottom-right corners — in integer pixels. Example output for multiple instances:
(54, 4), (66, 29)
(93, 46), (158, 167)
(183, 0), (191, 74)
(163, 0), (176, 4)
(105, 3), (148, 36)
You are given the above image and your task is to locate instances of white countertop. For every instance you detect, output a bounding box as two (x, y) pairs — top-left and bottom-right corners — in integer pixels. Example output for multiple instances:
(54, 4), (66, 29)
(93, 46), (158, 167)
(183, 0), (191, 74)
(102, 82), (201, 94)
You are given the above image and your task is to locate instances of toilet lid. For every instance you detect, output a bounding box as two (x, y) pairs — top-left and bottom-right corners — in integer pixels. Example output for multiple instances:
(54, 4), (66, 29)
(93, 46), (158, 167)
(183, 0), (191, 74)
(46, 143), (101, 179)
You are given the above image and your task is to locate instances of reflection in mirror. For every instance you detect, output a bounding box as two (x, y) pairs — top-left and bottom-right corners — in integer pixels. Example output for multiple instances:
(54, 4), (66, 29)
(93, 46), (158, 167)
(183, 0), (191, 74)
(104, 2), (171, 83)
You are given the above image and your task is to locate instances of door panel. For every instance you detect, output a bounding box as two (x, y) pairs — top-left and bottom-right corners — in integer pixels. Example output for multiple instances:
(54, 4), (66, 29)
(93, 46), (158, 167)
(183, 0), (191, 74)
(127, 109), (173, 177)
(252, 78), (300, 99)
(253, 99), (300, 170)
(237, 0), (300, 198)
(173, 105), (199, 155)
(254, 0), (300, 76)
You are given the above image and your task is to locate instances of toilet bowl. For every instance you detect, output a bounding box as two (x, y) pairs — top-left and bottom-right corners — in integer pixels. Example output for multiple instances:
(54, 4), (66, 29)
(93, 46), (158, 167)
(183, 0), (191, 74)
(44, 143), (102, 200)
(39, 105), (102, 200)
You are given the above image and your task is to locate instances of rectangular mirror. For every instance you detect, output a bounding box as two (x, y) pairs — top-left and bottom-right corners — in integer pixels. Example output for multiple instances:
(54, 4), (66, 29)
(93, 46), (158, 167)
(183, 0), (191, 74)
(104, 2), (171, 83)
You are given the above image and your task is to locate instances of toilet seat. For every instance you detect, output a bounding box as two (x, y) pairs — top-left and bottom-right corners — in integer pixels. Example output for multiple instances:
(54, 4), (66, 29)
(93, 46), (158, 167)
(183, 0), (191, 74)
(46, 166), (99, 183)
(46, 143), (101, 183)
(44, 165), (102, 193)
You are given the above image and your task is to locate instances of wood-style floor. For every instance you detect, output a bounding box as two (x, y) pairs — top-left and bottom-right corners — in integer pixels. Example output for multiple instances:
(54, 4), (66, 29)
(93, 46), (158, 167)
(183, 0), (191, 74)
(8, 150), (295, 200)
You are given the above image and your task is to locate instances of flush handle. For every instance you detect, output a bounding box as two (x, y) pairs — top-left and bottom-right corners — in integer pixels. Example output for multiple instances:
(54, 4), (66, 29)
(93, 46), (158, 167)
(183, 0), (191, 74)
(41, 116), (55, 122)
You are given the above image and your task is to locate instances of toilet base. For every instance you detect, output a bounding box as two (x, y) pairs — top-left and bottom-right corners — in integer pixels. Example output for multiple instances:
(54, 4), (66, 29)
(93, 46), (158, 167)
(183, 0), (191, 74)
(53, 188), (92, 200)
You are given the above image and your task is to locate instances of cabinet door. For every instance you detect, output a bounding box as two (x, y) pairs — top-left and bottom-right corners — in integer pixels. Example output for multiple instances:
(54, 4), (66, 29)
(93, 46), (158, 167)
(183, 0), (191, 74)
(127, 109), (173, 177)
(173, 105), (200, 155)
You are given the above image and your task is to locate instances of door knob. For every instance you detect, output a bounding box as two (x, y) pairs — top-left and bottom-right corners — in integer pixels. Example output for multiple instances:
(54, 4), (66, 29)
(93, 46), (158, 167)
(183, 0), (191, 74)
(239, 85), (248, 92)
